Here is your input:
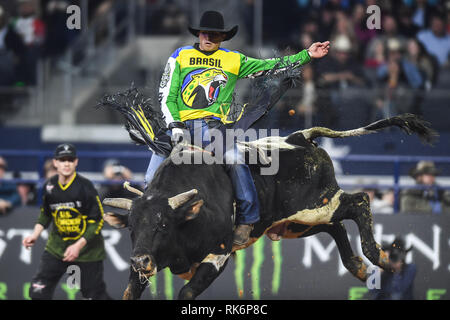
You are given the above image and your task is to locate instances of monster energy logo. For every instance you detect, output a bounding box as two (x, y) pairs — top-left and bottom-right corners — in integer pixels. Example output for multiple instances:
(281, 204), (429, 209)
(145, 238), (282, 300)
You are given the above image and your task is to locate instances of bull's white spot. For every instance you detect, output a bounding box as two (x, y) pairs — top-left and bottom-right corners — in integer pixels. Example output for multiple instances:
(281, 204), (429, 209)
(265, 190), (344, 234)
(201, 253), (230, 272)
(236, 136), (299, 165)
(237, 136), (297, 151)
(288, 189), (344, 224)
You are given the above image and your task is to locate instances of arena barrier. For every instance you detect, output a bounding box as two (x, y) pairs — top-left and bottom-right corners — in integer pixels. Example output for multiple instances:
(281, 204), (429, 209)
(1, 149), (450, 212)
(0, 207), (449, 300)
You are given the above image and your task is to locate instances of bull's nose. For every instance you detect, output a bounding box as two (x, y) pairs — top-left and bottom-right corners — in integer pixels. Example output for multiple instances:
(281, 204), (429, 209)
(130, 254), (155, 273)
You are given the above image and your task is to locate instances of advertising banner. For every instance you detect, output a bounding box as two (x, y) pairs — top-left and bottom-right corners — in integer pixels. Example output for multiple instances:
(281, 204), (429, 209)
(0, 207), (449, 300)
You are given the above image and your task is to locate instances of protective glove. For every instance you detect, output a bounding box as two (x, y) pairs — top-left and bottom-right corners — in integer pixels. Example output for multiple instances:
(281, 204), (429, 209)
(171, 127), (185, 146)
(168, 121), (187, 146)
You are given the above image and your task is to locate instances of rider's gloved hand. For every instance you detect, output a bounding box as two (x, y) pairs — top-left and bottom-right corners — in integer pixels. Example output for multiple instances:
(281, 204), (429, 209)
(171, 128), (184, 145)
(168, 121), (186, 146)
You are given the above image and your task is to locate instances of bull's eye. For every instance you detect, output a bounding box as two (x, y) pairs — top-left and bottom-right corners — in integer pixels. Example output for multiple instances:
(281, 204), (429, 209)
(154, 221), (167, 233)
(151, 212), (167, 233)
(158, 222), (166, 231)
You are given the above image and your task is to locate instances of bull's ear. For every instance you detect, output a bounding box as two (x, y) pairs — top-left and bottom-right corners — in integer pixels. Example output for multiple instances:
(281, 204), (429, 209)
(184, 199), (204, 221)
(104, 212), (129, 229)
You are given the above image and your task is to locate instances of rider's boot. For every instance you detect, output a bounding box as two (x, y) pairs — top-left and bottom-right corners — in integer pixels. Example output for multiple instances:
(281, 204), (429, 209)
(233, 224), (254, 246)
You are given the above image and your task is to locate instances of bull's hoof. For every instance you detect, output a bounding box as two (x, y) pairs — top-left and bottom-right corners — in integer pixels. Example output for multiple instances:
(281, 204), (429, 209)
(178, 287), (195, 300)
(345, 256), (369, 282)
(122, 285), (133, 300)
(354, 259), (369, 282)
(378, 249), (392, 271)
(265, 222), (287, 241)
(266, 232), (282, 241)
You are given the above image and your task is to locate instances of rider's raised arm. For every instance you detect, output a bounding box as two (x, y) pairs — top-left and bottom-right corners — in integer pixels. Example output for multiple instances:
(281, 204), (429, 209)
(237, 49), (311, 79)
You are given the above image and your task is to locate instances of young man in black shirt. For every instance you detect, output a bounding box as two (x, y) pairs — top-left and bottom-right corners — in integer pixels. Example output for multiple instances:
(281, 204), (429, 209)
(23, 143), (111, 299)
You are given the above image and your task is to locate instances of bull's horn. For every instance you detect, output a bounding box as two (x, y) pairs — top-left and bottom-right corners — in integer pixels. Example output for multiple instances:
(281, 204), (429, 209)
(168, 189), (198, 210)
(103, 198), (133, 210)
(123, 181), (143, 197)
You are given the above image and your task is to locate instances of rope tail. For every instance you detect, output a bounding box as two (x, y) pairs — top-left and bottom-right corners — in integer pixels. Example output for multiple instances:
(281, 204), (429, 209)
(96, 86), (172, 157)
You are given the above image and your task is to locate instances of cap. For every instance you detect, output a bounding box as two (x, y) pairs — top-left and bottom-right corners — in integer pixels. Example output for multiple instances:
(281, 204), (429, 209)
(54, 143), (77, 159)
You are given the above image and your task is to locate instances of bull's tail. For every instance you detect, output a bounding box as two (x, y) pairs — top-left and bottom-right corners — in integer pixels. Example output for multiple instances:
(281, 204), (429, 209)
(300, 113), (438, 145)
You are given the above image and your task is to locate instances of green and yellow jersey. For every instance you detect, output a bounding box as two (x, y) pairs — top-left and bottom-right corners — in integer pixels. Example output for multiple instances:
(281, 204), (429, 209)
(37, 173), (106, 262)
(159, 43), (311, 124)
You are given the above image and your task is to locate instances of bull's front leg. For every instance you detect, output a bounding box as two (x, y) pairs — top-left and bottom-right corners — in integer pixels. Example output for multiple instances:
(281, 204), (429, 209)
(123, 267), (149, 300)
(178, 254), (230, 300)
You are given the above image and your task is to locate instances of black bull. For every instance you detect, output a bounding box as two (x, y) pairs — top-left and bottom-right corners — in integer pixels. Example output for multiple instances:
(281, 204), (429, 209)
(103, 114), (436, 300)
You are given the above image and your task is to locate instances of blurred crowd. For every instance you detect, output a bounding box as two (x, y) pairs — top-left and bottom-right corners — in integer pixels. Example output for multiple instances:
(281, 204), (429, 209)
(258, 0), (450, 129)
(0, 0), (120, 87)
(0, 0), (44, 88)
(356, 159), (450, 215)
(1, 0), (449, 128)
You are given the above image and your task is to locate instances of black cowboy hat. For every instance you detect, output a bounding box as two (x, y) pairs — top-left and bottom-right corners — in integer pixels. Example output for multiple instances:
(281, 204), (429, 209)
(188, 11), (238, 41)
(409, 161), (441, 178)
(382, 236), (412, 263)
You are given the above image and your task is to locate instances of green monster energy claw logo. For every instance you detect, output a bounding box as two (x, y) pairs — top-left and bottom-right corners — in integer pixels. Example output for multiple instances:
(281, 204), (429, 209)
(242, 238), (282, 299)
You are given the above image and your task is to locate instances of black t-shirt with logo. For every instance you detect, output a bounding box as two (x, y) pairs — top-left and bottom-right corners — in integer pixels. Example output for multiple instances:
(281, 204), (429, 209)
(37, 173), (106, 262)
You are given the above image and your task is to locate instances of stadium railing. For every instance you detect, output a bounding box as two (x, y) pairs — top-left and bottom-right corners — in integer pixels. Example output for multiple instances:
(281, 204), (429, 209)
(1, 149), (450, 213)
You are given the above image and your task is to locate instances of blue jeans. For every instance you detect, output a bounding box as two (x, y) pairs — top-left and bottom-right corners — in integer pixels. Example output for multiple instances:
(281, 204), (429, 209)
(144, 119), (260, 225)
(144, 152), (166, 187)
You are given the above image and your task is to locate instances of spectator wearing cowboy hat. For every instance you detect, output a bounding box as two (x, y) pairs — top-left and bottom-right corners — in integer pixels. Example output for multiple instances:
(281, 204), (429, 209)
(370, 236), (416, 300)
(400, 161), (450, 214)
